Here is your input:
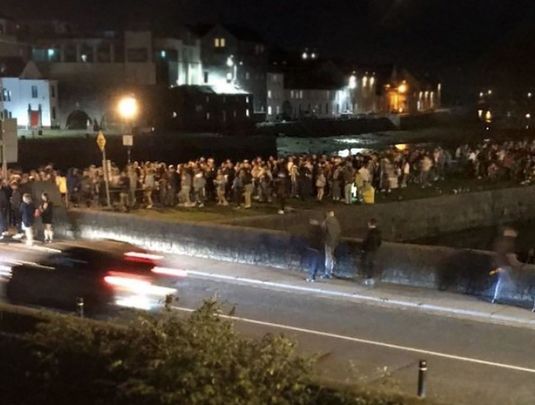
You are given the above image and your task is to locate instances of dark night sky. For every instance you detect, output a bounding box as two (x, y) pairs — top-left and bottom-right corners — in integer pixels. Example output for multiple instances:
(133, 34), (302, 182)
(4, 0), (535, 92)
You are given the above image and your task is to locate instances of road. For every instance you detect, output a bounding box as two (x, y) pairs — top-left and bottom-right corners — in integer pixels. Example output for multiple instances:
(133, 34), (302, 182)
(1, 243), (535, 404)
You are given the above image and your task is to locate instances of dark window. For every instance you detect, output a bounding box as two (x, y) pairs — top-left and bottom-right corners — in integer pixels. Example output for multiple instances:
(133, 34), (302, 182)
(50, 85), (55, 98)
(80, 44), (94, 62)
(127, 48), (148, 62)
(52, 107), (56, 120)
(97, 43), (112, 63)
(31, 85), (38, 98)
(64, 44), (77, 62)
(114, 44), (124, 62)
(204, 71), (209, 83)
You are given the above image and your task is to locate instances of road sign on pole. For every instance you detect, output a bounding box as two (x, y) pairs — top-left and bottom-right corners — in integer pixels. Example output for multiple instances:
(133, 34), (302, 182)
(96, 131), (111, 207)
(96, 131), (106, 152)
(122, 134), (133, 165)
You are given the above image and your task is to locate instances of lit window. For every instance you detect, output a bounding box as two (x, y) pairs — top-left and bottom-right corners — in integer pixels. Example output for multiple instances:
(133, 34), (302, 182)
(206, 112), (211, 120)
(299, 90), (303, 99)
(160, 50), (166, 58)
(290, 90), (295, 99)
(214, 38), (220, 48)
(268, 106), (273, 115)
(370, 76), (375, 86)
(363, 76), (368, 87)
(268, 90), (272, 99)
(246, 96), (250, 103)
(245, 72), (250, 80)
(220, 38), (226, 48)
(81, 54), (88, 63)
(226, 72), (233, 82)
(246, 109), (250, 117)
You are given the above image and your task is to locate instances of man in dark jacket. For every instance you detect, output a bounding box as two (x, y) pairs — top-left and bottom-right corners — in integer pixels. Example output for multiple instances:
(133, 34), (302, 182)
(361, 218), (382, 286)
(20, 193), (36, 246)
(305, 219), (323, 282)
(0, 180), (9, 239)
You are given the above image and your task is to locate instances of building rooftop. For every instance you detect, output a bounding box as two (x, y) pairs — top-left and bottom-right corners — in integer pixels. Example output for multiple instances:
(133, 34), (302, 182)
(0, 57), (27, 77)
(190, 23), (264, 43)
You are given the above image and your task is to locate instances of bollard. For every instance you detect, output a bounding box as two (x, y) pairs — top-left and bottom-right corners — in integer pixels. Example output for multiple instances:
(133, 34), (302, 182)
(417, 360), (428, 399)
(76, 297), (84, 318)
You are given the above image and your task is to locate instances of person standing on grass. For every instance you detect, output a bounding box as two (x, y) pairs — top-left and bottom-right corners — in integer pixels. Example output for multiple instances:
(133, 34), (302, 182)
(321, 210), (341, 279)
(20, 193), (36, 247)
(215, 169), (229, 206)
(315, 168), (326, 202)
(342, 161), (355, 205)
(39, 192), (54, 243)
(361, 218), (382, 286)
(242, 168), (253, 209)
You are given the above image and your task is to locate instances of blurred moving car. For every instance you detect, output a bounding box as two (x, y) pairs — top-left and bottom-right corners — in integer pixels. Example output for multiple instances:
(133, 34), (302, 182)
(5, 240), (182, 313)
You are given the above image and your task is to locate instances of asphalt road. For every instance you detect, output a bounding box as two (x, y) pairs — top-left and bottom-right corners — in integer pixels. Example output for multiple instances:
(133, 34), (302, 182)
(1, 243), (535, 404)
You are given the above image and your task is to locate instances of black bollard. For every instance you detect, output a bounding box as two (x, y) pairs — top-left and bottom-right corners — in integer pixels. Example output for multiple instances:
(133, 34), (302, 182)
(417, 360), (428, 399)
(76, 297), (84, 318)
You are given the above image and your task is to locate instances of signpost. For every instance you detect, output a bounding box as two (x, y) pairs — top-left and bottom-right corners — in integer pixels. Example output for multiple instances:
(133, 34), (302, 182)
(122, 134), (133, 164)
(96, 131), (111, 208)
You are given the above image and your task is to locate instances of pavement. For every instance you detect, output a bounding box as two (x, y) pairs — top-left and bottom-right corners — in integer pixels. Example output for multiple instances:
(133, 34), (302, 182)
(170, 254), (535, 331)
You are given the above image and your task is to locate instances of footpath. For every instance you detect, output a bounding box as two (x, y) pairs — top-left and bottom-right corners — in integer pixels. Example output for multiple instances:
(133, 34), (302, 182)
(170, 254), (535, 330)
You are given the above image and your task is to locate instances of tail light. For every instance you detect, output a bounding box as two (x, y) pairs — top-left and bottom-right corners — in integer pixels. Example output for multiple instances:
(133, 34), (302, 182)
(104, 271), (175, 296)
(151, 267), (188, 278)
(124, 251), (164, 265)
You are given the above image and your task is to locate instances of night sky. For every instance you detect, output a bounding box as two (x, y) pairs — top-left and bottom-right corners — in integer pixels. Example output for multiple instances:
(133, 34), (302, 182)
(4, 0), (535, 95)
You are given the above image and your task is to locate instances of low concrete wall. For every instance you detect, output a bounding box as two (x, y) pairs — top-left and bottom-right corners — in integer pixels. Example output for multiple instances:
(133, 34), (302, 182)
(61, 210), (535, 307)
(228, 184), (535, 241)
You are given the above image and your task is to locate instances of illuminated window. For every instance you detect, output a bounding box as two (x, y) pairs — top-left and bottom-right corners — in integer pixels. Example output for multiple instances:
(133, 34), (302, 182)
(363, 76), (368, 87)
(206, 112), (211, 120)
(245, 72), (250, 80)
(214, 38), (220, 47)
(268, 90), (272, 99)
(370, 77), (375, 86)
(246, 109), (250, 117)
(299, 90), (303, 99)
(268, 106), (273, 115)
(214, 37), (226, 48)
(221, 38), (226, 47)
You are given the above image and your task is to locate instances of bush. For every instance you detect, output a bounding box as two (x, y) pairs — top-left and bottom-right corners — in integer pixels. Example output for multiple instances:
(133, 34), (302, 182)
(0, 301), (433, 404)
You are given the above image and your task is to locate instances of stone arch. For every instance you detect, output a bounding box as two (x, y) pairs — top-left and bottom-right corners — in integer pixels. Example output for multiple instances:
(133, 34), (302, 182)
(66, 109), (91, 130)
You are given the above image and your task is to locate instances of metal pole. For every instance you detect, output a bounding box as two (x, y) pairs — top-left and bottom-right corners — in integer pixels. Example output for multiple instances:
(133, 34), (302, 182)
(127, 146), (131, 165)
(417, 360), (428, 399)
(76, 297), (84, 318)
(0, 122), (6, 178)
(102, 148), (111, 208)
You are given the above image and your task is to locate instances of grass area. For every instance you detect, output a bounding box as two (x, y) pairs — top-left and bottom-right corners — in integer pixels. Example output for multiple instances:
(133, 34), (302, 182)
(126, 176), (523, 224)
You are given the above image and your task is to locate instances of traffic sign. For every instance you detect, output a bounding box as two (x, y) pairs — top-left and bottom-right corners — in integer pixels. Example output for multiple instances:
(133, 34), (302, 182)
(96, 131), (106, 152)
(122, 134), (133, 147)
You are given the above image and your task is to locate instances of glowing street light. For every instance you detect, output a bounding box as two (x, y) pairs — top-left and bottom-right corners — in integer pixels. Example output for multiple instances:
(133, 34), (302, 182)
(348, 74), (357, 90)
(118, 96), (139, 121)
(398, 82), (408, 93)
(226, 55), (234, 67)
(118, 96), (139, 165)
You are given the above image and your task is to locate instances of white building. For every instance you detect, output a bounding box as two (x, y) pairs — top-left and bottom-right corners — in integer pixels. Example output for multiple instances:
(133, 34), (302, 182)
(0, 58), (58, 128)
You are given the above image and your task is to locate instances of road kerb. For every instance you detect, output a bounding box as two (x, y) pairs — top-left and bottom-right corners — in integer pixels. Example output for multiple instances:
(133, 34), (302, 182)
(184, 269), (535, 330)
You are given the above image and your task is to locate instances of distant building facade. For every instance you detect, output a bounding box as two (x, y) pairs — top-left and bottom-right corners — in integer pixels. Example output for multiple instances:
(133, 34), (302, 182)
(0, 58), (58, 128)
(195, 24), (268, 114)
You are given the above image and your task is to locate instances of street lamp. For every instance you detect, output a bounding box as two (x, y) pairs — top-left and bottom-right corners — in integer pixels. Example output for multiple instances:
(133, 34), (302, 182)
(117, 95), (139, 164)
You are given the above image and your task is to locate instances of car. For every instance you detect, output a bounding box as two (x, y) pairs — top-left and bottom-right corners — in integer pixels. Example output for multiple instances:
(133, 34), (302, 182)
(5, 240), (180, 314)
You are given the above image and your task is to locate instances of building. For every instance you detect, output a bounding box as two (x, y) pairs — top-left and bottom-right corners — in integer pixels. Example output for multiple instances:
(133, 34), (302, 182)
(139, 85), (253, 132)
(22, 21), (202, 128)
(0, 13), (29, 58)
(379, 67), (441, 114)
(194, 24), (268, 114)
(0, 57), (58, 128)
(266, 56), (381, 121)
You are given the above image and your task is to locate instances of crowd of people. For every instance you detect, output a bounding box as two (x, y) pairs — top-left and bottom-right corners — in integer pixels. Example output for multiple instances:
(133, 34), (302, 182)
(36, 138), (535, 212)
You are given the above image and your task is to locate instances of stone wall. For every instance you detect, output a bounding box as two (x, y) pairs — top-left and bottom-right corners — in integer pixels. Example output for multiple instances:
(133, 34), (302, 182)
(60, 209), (535, 306)
(227, 185), (535, 241)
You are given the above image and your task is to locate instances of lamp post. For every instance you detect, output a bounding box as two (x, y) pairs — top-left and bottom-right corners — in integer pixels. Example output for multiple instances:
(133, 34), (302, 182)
(117, 95), (139, 165)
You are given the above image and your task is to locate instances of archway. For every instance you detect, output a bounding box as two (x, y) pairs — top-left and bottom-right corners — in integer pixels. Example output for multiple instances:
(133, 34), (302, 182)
(66, 110), (91, 130)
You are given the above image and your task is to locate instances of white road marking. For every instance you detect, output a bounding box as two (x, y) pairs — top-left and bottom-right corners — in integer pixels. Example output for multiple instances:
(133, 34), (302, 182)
(172, 305), (535, 374)
(184, 269), (535, 329)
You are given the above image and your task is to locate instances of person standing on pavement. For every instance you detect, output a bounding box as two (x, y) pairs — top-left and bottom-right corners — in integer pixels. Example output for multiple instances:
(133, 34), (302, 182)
(361, 218), (382, 286)
(321, 210), (341, 279)
(0, 180), (9, 239)
(20, 193), (36, 247)
(305, 219), (323, 282)
(490, 227), (523, 304)
(10, 182), (23, 240)
(39, 192), (54, 243)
